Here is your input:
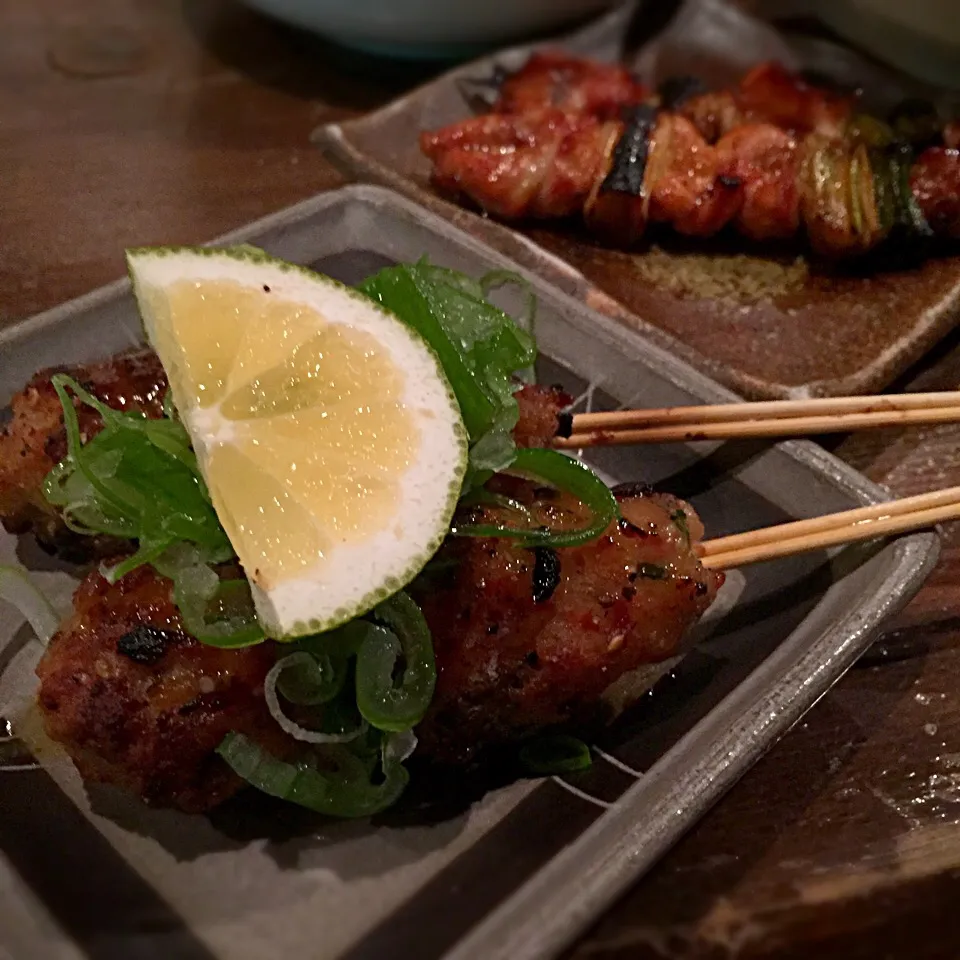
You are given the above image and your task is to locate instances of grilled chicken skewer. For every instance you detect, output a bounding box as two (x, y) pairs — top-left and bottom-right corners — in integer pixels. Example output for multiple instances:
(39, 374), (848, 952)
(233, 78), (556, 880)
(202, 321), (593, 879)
(422, 105), (960, 256)
(36, 477), (720, 810)
(0, 351), (168, 560)
(13, 351), (722, 812)
(0, 350), (564, 558)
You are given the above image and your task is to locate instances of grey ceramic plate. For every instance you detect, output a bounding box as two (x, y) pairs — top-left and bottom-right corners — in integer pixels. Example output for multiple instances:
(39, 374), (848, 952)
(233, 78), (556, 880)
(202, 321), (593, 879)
(316, 0), (960, 401)
(0, 184), (939, 960)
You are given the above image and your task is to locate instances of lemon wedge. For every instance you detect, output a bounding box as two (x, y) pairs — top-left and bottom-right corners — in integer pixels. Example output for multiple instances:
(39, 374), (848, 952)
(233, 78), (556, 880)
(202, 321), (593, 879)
(126, 246), (467, 638)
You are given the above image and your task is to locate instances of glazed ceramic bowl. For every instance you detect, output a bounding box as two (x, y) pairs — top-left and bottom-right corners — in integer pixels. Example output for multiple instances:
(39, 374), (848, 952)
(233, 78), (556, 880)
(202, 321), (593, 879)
(237, 0), (620, 58)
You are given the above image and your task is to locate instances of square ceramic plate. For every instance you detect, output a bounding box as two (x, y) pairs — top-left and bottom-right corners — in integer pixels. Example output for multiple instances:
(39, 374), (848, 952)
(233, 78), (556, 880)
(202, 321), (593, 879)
(0, 184), (938, 960)
(316, 0), (960, 401)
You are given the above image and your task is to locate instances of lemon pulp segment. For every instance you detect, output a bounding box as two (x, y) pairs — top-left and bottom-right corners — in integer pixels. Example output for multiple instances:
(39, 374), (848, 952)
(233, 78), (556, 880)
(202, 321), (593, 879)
(163, 280), (415, 588)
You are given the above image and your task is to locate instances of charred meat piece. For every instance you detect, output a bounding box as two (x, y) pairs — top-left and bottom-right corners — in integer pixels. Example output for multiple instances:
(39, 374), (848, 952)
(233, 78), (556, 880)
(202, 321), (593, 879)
(584, 110), (745, 244)
(424, 52), (960, 257)
(676, 62), (854, 142)
(513, 382), (571, 448)
(643, 113), (745, 238)
(35, 563), (285, 813)
(0, 350), (166, 558)
(493, 50), (647, 119)
(1, 347), (570, 562)
(911, 148), (960, 240)
(676, 90), (743, 144)
(411, 479), (723, 763)
(715, 123), (800, 240)
(732, 61), (853, 139)
(24, 344), (713, 807)
(422, 108), (620, 221)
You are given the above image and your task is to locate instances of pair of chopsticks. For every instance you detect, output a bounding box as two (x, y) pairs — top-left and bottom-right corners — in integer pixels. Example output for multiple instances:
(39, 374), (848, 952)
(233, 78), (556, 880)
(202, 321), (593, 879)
(697, 485), (960, 569)
(554, 391), (960, 449)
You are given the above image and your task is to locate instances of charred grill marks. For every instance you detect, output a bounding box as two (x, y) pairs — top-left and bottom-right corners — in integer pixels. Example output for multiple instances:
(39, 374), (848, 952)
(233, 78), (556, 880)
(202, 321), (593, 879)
(531, 546), (561, 603)
(116, 624), (178, 665)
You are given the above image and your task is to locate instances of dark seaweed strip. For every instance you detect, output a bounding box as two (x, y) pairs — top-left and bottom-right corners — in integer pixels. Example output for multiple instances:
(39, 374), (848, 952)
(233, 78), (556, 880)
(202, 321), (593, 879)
(599, 104), (658, 197)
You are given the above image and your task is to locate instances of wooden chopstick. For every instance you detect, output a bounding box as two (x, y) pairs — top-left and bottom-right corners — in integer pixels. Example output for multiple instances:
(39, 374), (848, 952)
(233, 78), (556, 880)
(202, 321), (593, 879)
(555, 392), (960, 448)
(699, 485), (960, 570)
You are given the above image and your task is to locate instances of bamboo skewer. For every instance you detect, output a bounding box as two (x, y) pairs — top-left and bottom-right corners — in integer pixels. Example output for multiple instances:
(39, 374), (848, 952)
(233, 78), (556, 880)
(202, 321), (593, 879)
(551, 391), (960, 566)
(555, 392), (960, 448)
(699, 485), (960, 570)
(569, 392), (960, 431)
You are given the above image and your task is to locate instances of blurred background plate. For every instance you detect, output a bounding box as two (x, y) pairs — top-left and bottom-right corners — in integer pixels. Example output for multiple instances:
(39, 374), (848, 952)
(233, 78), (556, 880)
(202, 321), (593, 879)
(316, 0), (960, 400)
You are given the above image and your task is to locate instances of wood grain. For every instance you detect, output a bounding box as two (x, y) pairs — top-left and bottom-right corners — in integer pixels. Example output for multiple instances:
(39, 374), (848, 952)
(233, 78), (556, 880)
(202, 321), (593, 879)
(6, 2), (960, 958)
(0, 0), (433, 325)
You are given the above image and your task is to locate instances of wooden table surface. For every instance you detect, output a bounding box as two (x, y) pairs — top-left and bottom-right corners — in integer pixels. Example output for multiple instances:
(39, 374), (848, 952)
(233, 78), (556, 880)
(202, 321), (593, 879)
(6, 2), (960, 958)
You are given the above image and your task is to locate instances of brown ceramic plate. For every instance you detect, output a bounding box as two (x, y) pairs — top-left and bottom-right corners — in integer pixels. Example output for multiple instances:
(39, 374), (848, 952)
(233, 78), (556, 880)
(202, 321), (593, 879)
(315, 0), (960, 400)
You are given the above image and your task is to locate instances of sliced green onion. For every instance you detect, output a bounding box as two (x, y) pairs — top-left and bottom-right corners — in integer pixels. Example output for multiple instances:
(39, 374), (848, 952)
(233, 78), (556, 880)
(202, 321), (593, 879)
(264, 653), (366, 744)
(216, 731), (410, 819)
(870, 147), (897, 237)
(805, 139), (854, 254)
(355, 591), (436, 733)
(459, 488), (535, 523)
(854, 143), (885, 247)
(104, 537), (177, 584)
(299, 619), (371, 660)
(520, 735), (593, 774)
(848, 146), (864, 238)
(452, 448), (618, 548)
(154, 547), (266, 648)
(178, 580), (265, 648)
(49, 376), (144, 522)
(896, 147), (933, 239)
(384, 729), (418, 765)
(0, 566), (59, 645)
(277, 650), (347, 706)
(42, 375), (233, 584)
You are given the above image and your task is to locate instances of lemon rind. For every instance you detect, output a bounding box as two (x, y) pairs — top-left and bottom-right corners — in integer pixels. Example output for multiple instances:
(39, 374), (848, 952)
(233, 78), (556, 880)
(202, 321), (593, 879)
(127, 245), (468, 639)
